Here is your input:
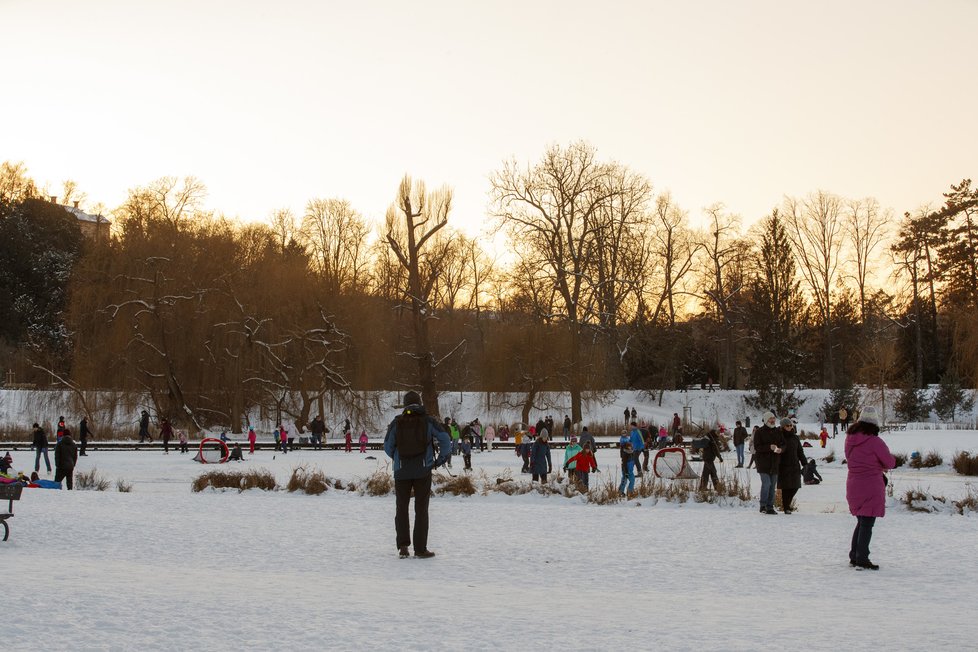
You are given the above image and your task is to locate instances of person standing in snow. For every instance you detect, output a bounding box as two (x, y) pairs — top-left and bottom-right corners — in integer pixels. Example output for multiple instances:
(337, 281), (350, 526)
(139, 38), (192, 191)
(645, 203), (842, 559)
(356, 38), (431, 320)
(160, 418), (173, 454)
(733, 420), (748, 467)
(671, 413), (681, 437)
(138, 410), (152, 443)
(563, 436), (582, 482)
(484, 423), (495, 451)
(565, 440), (598, 490)
(819, 426), (829, 449)
(461, 437), (473, 471)
(754, 412), (784, 515)
(309, 415), (326, 450)
(358, 431), (369, 453)
(629, 422), (645, 478)
(31, 422), (52, 474)
(383, 390), (452, 559)
(624, 407), (631, 424)
(344, 428), (352, 453)
(619, 441), (636, 496)
(845, 406), (895, 570)
(563, 415), (572, 440)
(54, 428), (78, 490)
(529, 431), (553, 483)
(777, 419), (806, 513)
(247, 427), (257, 455)
(179, 430), (188, 454)
(78, 416), (92, 456)
(698, 430), (723, 491)
(578, 426), (596, 454)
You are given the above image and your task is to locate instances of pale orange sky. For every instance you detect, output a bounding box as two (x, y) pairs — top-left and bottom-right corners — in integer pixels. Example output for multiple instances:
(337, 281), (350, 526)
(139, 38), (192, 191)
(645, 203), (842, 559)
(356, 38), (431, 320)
(1, 0), (975, 234)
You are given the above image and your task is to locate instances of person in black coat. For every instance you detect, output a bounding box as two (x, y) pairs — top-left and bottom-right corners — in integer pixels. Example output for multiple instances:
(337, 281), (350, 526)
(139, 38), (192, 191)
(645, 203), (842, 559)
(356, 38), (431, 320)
(753, 412), (785, 514)
(54, 429), (78, 490)
(79, 416), (92, 456)
(31, 423), (52, 473)
(732, 421), (748, 467)
(529, 433), (553, 483)
(776, 419), (807, 513)
(698, 430), (723, 491)
(802, 459), (823, 485)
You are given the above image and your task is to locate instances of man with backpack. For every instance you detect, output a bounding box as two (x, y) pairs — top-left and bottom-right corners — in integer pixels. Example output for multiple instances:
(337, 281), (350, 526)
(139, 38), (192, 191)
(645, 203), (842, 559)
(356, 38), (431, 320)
(383, 391), (452, 559)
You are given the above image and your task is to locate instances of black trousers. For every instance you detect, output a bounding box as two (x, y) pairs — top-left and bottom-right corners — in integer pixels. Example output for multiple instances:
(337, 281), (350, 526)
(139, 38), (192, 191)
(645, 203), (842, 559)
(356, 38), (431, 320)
(395, 474), (432, 552)
(850, 515), (876, 563)
(782, 486), (799, 511)
(79, 436), (88, 455)
(699, 459), (719, 490)
(55, 467), (74, 490)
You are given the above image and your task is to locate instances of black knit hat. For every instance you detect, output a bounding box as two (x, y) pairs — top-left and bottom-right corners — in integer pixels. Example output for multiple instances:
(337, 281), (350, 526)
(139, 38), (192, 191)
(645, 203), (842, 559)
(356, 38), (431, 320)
(403, 391), (422, 407)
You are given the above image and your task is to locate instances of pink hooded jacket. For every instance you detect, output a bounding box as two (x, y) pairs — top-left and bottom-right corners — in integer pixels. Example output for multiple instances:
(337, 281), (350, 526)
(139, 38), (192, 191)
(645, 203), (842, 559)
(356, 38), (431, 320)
(845, 427), (896, 517)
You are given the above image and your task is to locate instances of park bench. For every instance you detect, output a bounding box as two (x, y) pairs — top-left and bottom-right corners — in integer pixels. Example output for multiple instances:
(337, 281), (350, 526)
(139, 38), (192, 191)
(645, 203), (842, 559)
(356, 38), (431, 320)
(1, 483), (23, 541)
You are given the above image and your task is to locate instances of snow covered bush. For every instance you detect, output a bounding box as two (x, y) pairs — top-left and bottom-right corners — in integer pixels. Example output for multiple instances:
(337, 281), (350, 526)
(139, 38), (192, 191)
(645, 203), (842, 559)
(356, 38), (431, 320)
(902, 488), (947, 513)
(116, 479), (133, 492)
(191, 469), (276, 492)
(434, 473), (476, 496)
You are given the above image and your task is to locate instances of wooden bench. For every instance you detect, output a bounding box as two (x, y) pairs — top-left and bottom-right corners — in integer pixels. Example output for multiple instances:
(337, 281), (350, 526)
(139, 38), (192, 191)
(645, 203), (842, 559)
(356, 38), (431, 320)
(1, 483), (23, 541)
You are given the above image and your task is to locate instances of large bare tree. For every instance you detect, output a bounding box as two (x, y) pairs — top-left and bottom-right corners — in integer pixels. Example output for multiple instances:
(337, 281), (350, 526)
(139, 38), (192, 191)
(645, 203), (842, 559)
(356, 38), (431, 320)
(844, 197), (890, 323)
(784, 191), (845, 386)
(385, 175), (454, 417)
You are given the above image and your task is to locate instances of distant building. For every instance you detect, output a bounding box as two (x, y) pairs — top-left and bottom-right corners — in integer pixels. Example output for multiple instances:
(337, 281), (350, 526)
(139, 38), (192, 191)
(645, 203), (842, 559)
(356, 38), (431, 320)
(49, 196), (111, 242)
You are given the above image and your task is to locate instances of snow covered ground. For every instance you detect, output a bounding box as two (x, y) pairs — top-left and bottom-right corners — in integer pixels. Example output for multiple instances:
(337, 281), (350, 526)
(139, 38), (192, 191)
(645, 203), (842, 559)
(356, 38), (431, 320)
(5, 426), (978, 651)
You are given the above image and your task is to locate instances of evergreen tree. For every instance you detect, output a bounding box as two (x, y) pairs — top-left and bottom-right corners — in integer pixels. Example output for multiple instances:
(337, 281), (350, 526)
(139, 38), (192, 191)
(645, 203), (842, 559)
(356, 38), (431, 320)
(932, 372), (975, 422)
(894, 382), (930, 422)
(743, 210), (808, 390)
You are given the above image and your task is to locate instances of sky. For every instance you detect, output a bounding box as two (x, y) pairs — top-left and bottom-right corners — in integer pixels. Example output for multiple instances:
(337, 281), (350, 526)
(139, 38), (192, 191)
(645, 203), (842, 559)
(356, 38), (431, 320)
(2, 0), (976, 236)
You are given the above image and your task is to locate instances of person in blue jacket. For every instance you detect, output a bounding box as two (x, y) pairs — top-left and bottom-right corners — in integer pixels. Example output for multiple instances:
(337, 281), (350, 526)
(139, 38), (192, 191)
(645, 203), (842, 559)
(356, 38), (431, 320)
(383, 391), (452, 559)
(619, 441), (636, 496)
(629, 422), (645, 477)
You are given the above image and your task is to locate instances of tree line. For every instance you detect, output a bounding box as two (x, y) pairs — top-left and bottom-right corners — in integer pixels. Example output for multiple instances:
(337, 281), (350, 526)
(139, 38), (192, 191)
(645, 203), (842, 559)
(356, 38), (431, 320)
(0, 144), (975, 431)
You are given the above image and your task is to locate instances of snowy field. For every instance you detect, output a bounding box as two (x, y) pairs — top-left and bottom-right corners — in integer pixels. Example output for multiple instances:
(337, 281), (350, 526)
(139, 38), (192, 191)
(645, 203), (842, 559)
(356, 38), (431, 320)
(5, 427), (978, 651)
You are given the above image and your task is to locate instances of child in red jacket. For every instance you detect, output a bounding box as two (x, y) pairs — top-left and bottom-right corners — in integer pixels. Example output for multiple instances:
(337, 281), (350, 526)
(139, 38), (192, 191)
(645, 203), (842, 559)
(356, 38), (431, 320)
(564, 440), (598, 490)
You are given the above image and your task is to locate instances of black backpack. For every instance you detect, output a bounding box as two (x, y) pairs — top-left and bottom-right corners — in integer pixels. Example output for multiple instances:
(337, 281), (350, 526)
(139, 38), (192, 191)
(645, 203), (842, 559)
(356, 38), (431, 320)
(395, 411), (429, 458)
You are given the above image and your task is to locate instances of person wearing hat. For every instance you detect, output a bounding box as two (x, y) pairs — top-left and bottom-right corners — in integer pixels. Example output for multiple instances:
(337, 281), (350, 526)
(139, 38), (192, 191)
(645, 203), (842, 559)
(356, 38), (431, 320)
(777, 419), (806, 513)
(383, 390), (452, 559)
(845, 406), (896, 570)
(529, 430), (553, 483)
(563, 435), (582, 483)
(753, 412), (785, 514)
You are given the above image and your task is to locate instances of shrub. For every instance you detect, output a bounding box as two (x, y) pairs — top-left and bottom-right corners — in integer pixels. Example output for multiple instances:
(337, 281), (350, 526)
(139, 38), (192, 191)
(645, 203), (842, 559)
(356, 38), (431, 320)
(75, 468), (110, 491)
(892, 453), (907, 468)
(192, 468), (276, 492)
(909, 451), (943, 469)
(824, 451), (835, 464)
(286, 466), (331, 495)
(902, 488), (947, 513)
(116, 479), (133, 493)
(363, 469), (393, 496)
(435, 473), (477, 496)
(951, 451), (978, 476)
(953, 486), (978, 514)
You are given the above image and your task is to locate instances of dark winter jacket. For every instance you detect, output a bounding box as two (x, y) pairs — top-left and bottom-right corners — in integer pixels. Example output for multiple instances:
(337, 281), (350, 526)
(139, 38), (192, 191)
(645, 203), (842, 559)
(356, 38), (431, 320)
(530, 439), (553, 474)
(802, 461), (822, 484)
(383, 403), (453, 480)
(752, 425), (784, 475)
(32, 427), (49, 449)
(733, 426), (748, 447)
(777, 430), (806, 490)
(309, 418), (326, 436)
(55, 435), (78, 470)
(701, 435), (723, 464)
(578, 431), (596, 452)
(79, 418), (91, 440)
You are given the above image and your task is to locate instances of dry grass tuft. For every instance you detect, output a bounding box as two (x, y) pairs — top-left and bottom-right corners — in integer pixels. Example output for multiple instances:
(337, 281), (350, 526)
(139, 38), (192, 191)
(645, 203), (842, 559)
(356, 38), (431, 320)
(435, 473), (477, 496)
(909, 450), (944, 469)
(823, 451), (835, 464)
(892, 453), (907, 468)
(191, 468), (276, 492)
(363, 469), (393, 496)
(953, 486), (978, 514)
(951, 451), (978, 476)
(116, 478), (133, 493)
(75, 468), (110, 491)
(286, 466), (331, 495)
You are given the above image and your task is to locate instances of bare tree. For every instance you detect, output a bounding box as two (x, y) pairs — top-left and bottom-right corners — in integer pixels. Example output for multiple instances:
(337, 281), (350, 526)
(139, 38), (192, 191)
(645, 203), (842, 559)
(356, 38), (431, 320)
(269, 208), (298, 252)
(385, 175), (454, 417)
(490, 142), (620, 424)
(844, 197), (890, 323)
(300, 198), (371, 295)
(646, 192), (701, 327)
(784, 191), (845, 386)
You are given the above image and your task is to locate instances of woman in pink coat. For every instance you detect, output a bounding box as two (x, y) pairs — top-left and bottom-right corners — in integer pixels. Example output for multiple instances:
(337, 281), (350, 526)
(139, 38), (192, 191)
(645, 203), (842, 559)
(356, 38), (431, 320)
(845, 406), (896, 570)
(358, 431), (369, 453)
